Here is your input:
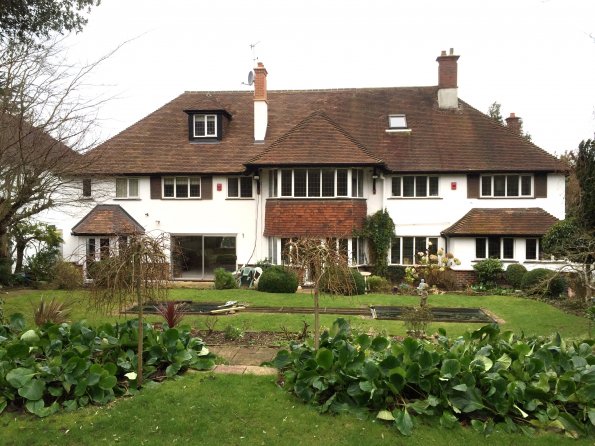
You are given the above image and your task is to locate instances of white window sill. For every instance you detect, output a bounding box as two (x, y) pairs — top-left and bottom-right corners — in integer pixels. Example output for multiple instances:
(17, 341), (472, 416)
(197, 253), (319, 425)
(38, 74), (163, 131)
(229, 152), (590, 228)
(388, 196), (442, 200)
(479, 196), (534, 199)
(161, 197), (202, 200)
(226, 197), (255, 200)
(114, 198), (141, 201)
(385, 129), (412, 133)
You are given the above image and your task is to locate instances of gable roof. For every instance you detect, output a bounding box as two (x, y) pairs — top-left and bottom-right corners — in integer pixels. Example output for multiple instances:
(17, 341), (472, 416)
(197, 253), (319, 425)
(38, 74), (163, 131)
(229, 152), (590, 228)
(247, 111), (383, 167)
(83, 86), (566, 175)
(442, 208), (559, 236)
(71, 205), (145, 235)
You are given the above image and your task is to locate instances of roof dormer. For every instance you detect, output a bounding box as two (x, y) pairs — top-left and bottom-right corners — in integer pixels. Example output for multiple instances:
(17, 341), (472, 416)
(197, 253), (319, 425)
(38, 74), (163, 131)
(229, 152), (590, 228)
(184, 109), (231, 142)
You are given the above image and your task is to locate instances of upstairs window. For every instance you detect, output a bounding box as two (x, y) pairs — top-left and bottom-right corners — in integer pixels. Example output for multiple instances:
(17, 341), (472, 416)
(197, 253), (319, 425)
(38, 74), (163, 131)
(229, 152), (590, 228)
(193, 114), (217, 138)
(116, 178), (139, 198)
(228, 176), (253, 198)
(481, 174), (532, 197)
(163, 176), (201, 198)
(391, 176), (439, 198)
(388, 114), (407, 129)
(274, 168), (360, 198)
(82, 179), (92, 198)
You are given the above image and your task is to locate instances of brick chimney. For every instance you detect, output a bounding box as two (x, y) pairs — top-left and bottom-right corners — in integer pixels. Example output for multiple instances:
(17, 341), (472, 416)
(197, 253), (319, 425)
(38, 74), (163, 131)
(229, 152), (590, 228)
(253, 62), (268, 142)
(505, 113), (521, 135)
(436, 48), (460, 109)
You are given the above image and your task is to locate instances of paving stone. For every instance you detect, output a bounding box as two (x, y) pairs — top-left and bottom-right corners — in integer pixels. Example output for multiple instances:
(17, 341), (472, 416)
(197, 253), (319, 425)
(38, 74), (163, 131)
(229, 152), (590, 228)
(244, 366), (277, 376)
(212, 365), (246, 375)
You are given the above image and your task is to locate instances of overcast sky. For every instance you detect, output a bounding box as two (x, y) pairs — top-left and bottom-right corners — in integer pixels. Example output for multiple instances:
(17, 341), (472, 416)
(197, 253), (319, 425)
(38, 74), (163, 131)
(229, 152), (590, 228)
(64, 0), (595, 156)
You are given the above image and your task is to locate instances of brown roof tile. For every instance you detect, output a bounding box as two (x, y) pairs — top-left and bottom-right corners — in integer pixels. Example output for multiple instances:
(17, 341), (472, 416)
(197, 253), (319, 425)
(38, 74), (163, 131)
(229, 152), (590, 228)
(247, 111), (382, 166)
(264, 199), (366, 237)
(72, 205), (145, 235)
(84, 87), (566, 175)
(442, 208), (559, 236)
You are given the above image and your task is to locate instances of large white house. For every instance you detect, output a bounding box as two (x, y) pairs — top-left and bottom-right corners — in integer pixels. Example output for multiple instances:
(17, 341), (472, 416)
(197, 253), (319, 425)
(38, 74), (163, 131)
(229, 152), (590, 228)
(45, 49), (567, 285)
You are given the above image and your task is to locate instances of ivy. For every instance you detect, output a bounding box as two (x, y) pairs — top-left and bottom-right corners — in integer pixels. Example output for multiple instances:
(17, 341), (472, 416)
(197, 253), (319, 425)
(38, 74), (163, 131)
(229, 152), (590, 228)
(356, 209), (395, 277)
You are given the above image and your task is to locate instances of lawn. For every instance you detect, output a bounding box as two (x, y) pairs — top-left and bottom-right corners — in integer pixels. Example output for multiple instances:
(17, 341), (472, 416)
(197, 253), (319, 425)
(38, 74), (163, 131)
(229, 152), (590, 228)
(0, 288), (592, 444)
(3, 287), (591, 339)
(1, 373), (592, 446)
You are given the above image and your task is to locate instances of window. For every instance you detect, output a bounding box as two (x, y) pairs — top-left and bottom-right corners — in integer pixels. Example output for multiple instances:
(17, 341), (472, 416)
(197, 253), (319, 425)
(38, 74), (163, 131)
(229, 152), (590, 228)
(526, 238), (538, 260)
(388, 114), (407, 129)
(475, 237), (515, 259)
(228, 176), (253, 198)
(163, 176), (201, 198)
(351, 169), (364, 197)
(82, 179), (91, 198)
(268, 237), (278, 265)
(116, 178), (139, 198)
(481, 174), (532, 197)
(193, 114), (217, 137)
(274, 168), (360, 198)
(86, 237), (111, 278)
(391, 176), (439, 198)
(351, 237), (366, 265)
(391, 236), (438, 265)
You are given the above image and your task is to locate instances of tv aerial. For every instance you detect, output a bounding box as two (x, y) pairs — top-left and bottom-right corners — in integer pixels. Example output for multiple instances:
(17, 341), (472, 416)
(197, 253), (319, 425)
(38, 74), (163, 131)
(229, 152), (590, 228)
(241, 41), (260, 86)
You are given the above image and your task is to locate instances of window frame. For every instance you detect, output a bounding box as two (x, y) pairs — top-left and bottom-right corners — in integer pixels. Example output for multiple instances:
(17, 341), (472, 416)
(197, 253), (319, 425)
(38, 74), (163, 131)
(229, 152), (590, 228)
(475, 237), (516, 260)
(388, 114), (407, 129)
(390, 236), (439, 265)
(162, 176), (201, 199)
(193, 113), (218, 138)
(227, 176), (254, 199)
(273, 168), (363, 198)
(391, 175), (439, 198)
(480, 174), (533, 198)
(525, 238), (539, 260)
(115, 177), (140, 199)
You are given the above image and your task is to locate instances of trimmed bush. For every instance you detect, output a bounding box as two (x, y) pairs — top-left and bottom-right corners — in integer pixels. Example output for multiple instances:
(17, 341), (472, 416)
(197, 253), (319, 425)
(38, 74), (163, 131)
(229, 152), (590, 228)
(521, 268), (567, 297)
(320, 268), (365, 296)
(367, 275), (391, 293)
(505, 263), (527, 289)
(214, 268), (238, 290)
(257, 266), (298, 293)
(384, 265), (406, 284)
(51, 261), (83, 290)
(472, 258), (503, 287)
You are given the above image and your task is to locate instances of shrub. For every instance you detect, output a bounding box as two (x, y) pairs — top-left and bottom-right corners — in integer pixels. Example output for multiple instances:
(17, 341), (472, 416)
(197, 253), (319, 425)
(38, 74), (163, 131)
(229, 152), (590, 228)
(0, 316), (214, 417)
(24, 247), (60, 282)
(257, 266), (298, 293)
(367, 275), (391, 293)
(33, 298), (72, 326)
(51, 261), (83, 290)
(224, 324), (244, 340)
(521, 268), (567, 297)
(155, 301), (188, 328)
(472, 258), (503, 288)
(214, 268), (238, 290)
(319, 268), (365, 296)
(270, 318), (594, 438)
(402, 305), (433, 336)
(384, 265), (406, 284)
(505, 263), (527, 289)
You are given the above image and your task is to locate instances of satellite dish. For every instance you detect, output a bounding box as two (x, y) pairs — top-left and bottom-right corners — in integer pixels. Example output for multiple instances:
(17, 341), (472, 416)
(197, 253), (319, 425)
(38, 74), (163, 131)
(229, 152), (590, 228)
(247, 70), (254, 86)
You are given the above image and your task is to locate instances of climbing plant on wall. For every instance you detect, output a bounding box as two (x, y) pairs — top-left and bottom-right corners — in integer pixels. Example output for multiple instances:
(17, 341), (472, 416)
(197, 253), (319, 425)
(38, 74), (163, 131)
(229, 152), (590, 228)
(357, 209), (395, 277)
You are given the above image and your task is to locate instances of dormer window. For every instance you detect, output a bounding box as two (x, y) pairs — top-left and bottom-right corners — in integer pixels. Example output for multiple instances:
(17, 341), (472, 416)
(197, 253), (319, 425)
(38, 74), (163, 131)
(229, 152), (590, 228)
(185, 109), (231, 142)
(388, 114), (407, 129)
(194, 114), (217, 138)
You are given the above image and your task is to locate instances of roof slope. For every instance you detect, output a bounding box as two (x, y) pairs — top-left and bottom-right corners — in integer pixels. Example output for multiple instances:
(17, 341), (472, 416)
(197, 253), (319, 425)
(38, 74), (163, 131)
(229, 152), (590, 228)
(72, 205), (145, 235)
(442, 208), (559, 236)
(248, 111), (382, 166)
(84, 87), (566, 175)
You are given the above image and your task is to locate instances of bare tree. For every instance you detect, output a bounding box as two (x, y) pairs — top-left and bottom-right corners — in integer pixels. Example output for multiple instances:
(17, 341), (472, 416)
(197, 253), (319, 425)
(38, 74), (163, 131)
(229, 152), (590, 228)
(285, 238), (356, 349)
(89, 231), (170, 387)
(0, 36), (113, 273)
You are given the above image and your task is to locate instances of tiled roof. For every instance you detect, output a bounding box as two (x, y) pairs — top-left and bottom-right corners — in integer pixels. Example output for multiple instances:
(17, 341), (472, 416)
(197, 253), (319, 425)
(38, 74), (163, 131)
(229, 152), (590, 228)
(264, 199), (366, 237)
(442, 208), (559, 236)
(71, 205), (145, 235)
(247, 111), (382, 166)
(83, 87), (566, 175)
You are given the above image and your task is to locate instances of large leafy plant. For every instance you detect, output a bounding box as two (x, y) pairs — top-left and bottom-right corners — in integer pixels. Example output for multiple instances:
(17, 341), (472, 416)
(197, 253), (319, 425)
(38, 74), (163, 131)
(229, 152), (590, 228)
(0, 315), (214, 417)
(271, 318), (594, 438)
